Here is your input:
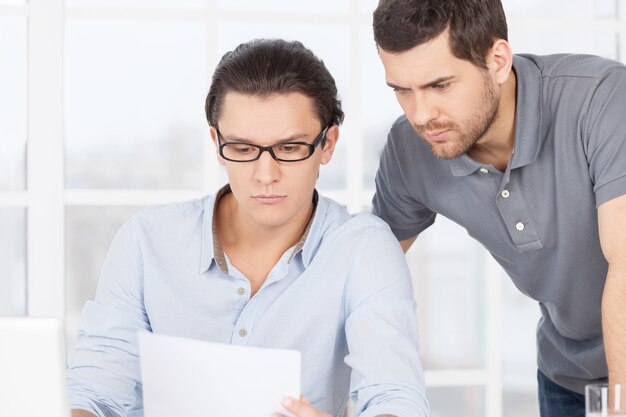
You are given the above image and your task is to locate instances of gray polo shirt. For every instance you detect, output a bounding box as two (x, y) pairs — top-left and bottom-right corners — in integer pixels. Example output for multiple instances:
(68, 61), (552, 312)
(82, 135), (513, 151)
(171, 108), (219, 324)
(372, 53), (626, 394)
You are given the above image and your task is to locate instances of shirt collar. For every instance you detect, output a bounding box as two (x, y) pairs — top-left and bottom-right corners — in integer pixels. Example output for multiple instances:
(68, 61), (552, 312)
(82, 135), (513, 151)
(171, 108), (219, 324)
(508, 54), (543, 169)
(287, 190), (318, 264)
(199, 184), (230, 275)
(298, 192), (328, 269)
(199, 185), (320, 275)
(448, 55), (543, 176)
(449, 154), (482, 177)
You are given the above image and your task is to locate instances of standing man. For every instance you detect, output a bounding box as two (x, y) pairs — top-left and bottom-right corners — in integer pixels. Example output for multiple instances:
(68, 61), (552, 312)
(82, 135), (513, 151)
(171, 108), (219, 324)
(371, 0), (626, 416)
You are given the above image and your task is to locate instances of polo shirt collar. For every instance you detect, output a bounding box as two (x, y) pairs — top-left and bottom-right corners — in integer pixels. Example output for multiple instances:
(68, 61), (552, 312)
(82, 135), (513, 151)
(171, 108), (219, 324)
(449, 154), (481, 176)
(509, 54), (543, 169)
(448, 55), (543, 176)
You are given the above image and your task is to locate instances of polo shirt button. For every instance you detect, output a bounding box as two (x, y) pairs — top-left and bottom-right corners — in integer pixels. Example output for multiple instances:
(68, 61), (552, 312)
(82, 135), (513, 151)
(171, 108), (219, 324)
(480, 168), (489, 174)
(515, 222), (525, 231)
(239, 329), (247, 337)
(501, 190), (510, 198)
(237, 287), (245, 295)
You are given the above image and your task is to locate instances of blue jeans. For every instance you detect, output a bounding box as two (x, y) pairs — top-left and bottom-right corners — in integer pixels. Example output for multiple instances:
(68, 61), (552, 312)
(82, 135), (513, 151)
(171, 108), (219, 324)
(537, 370), (585, 417)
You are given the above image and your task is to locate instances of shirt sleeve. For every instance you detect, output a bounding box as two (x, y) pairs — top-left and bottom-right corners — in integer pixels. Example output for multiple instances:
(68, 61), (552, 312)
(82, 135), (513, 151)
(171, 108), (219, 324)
(68, 215), (150, 417)
(344, 222), (430, 417)
(372, 122), (436, 240)
(584, 66), (626, 207)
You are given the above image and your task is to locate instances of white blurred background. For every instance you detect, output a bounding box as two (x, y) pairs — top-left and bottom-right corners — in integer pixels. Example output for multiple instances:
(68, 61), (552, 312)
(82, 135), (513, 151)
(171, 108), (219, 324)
(1, 0), (624, 416)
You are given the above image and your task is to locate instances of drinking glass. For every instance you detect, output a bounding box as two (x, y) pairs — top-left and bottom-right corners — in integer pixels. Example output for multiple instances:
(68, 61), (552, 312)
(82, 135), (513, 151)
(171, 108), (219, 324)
(586, 383), (626, 416)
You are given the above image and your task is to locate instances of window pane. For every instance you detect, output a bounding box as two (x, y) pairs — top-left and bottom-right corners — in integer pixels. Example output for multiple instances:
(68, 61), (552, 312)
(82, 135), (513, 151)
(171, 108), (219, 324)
(0, 208), (26, 315)
(509, 29), (619, 60)
(407, 217), (485, 369)
(359, 25), (403, 190)
(594, 0), (618, 19)
(504, 389), (540, 417)
(217, 21), (350, 189)
(0, 17), (26, 190)
(502, 268), (541, 417)
(65, 206), (138, 351)
(65, 0), (205, 8)
(65, 20), (208, 189)
(503, 0), (590, 18)
(218, 0), (349, 14)
(429, 386), (485, 417)
(359, 0), (377, 14)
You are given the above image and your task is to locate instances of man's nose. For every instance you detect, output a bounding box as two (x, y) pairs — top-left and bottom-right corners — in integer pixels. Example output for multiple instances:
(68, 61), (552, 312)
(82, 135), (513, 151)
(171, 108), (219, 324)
(253, 150), (281, 184)
(411, 94), (439, 127)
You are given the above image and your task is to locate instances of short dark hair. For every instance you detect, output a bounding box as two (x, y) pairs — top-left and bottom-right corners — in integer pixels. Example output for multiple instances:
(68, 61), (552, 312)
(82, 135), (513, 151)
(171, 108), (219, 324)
(205, 39), (344, 129)
(373, 0), (508, 68)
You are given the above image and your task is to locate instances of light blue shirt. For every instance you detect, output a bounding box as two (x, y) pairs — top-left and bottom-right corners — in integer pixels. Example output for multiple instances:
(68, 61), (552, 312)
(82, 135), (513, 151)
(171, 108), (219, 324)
(68, 189), (429, 417)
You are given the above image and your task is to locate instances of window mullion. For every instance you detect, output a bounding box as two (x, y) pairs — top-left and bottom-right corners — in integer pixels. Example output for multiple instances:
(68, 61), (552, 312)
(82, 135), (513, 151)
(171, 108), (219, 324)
(26, 0), (65, 318)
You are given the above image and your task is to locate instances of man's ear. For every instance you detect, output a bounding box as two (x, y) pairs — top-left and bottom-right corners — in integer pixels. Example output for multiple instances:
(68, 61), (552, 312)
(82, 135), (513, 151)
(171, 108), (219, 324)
(320, 125), (339, 165)
(210, 127), (226, 166)
(488, 39), (514, 85)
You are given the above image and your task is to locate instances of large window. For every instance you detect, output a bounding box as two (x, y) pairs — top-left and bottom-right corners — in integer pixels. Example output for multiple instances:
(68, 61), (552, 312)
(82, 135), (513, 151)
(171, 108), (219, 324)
(1, 1), (623, 416)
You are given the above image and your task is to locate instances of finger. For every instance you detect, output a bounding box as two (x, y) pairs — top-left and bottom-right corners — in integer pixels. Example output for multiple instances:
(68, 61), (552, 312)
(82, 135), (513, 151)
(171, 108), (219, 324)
(282, 396), (319, 417)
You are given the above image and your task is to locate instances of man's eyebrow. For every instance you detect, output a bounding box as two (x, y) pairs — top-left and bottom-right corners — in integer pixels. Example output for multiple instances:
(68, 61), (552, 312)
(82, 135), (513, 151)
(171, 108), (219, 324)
(418, 76), (455, 89)
(386, 81), (409, 90)
(217, 133), (252, 143)
(278, 133), (309, 142)
(386, 76), (455, 91)
(218, 132), (309, 143)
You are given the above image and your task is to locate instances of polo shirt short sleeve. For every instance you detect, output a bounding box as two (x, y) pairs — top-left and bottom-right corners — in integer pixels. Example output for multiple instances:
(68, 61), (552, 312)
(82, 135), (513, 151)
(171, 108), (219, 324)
(373, 122), (437, 241)
(582, 63), (626, 205)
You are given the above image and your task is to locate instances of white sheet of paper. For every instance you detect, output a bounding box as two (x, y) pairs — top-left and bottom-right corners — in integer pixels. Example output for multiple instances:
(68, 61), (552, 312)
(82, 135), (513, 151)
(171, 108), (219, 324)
(138, 332), (301, 417)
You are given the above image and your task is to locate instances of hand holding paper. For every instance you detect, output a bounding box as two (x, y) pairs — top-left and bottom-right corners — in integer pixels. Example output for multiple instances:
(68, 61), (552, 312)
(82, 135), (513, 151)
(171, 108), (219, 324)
(138, 332), (301, 417)
(272, 396), (333, 417)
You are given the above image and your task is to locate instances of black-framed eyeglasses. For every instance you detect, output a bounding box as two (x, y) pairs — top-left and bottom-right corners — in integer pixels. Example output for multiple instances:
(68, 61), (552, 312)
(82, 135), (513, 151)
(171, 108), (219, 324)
(215, 125), (330, 162)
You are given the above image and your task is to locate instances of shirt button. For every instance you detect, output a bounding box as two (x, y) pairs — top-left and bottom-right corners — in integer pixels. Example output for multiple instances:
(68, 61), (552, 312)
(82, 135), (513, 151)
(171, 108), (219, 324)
(501, 189), (510, 198)
(237, 287), (245, 295)
(515, 222), (525, 231)
(480, 168), (489, 174)
(239, 329), (247, 337)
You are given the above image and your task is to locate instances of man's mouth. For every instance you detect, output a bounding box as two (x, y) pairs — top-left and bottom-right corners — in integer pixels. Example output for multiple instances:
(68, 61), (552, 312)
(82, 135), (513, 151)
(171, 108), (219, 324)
(252, 194), (287, 204)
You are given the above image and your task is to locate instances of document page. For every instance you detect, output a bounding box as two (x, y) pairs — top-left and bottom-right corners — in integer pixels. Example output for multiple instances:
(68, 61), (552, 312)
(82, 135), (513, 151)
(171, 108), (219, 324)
(138, 332), (301, 417)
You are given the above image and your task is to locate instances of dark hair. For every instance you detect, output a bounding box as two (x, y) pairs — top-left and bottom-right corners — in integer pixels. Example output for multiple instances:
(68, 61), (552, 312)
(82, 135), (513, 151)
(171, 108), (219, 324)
(205, 39), (344, 129)
(373, 0), (508, 68)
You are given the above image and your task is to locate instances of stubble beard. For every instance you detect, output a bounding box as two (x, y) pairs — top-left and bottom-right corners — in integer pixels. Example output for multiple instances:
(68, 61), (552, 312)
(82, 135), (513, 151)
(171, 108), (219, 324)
(413, 72), (500, 160)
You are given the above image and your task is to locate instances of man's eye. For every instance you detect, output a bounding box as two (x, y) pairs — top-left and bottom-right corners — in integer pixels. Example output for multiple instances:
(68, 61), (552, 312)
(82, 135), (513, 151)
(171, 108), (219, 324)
(394, 88), (409, 95)
(433, 83), (450, 91)
(232, 145), (254, 154)
(278, 144), (298, 153)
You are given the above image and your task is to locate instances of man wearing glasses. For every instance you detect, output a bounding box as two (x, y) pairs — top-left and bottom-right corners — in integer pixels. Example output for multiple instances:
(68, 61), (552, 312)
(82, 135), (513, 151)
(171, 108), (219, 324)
(68, 39), (429, 417)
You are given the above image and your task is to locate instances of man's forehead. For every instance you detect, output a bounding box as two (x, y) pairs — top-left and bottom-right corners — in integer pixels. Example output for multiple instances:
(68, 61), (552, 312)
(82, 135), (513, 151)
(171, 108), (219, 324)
(218, 92), (322, 137)
(222, 91), (315, 115)
(379, 38), (470, 86)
